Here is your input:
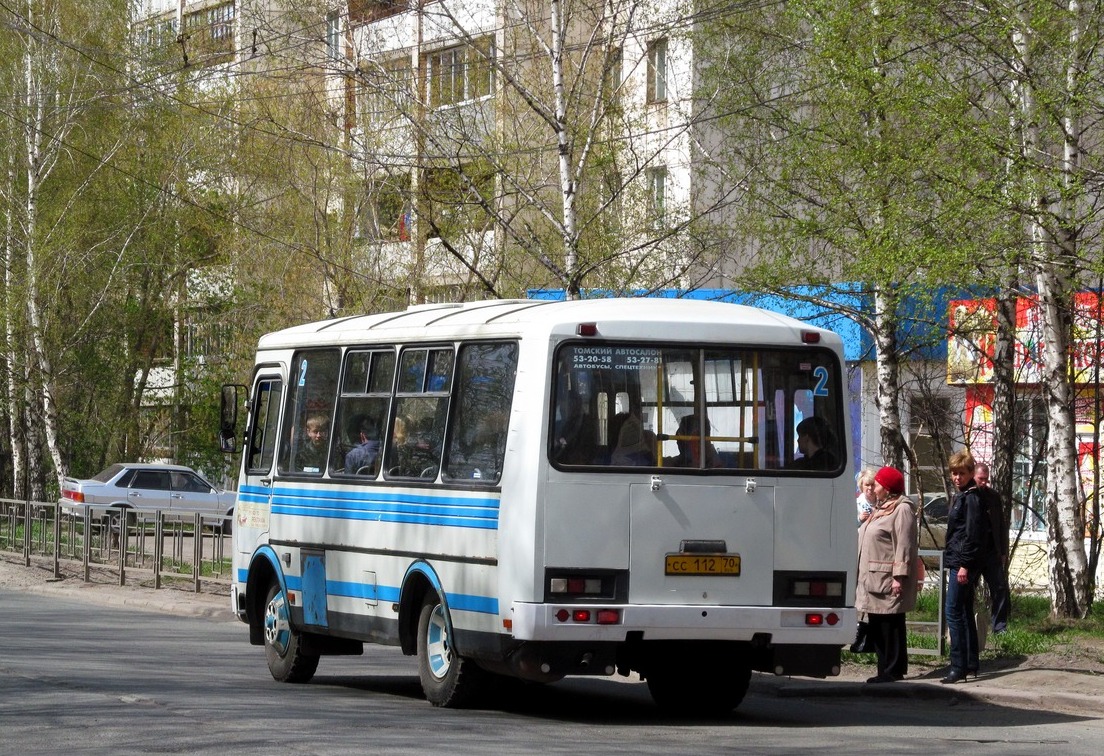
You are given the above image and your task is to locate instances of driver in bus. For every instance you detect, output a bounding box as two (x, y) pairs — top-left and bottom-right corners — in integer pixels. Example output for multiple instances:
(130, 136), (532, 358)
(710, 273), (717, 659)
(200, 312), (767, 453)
(790, 416), (838, 470)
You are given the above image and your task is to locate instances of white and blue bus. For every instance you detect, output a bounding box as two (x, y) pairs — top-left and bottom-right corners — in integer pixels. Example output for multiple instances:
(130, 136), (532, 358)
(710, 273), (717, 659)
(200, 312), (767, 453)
(221, 298), (856, 714)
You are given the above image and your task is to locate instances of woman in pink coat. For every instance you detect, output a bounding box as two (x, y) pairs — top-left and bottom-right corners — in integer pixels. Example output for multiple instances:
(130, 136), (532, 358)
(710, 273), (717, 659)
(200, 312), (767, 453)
(855, 466), (919, 683)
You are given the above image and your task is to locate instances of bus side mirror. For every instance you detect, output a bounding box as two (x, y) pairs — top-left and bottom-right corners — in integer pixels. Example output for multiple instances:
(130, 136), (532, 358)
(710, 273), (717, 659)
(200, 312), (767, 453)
(219, 384), (244, 454)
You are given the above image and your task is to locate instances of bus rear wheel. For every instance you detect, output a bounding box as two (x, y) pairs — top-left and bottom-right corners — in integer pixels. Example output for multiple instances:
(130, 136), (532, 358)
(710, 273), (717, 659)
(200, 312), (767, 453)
(417, 597), (485, 707)
(645, 653), (751, 716)
(263, 582), (319, 683)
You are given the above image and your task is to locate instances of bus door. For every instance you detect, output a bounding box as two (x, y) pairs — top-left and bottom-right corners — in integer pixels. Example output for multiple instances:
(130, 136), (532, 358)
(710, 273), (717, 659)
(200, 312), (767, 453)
(235, 371), (284, 558)
(628, 480), (775, 606)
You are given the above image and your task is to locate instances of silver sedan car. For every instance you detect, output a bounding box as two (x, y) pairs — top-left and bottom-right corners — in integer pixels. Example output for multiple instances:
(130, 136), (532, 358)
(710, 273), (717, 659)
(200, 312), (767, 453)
(59, 463), (235, 526)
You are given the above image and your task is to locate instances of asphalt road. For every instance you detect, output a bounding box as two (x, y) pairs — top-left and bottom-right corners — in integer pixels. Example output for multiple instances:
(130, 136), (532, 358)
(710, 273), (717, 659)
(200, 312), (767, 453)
(3, 590), (1104, 755)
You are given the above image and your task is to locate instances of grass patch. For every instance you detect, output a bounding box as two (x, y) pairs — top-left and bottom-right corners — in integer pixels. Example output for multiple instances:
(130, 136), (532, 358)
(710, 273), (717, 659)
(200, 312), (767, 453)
(845, 588), (1104, 666)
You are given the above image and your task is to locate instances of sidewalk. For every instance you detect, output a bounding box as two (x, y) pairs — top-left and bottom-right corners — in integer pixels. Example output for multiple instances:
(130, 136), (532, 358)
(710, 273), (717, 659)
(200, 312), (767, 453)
(755, 658), (1104, 718)
(3, 554), (1101, 717)
(0, 553), (233, 621)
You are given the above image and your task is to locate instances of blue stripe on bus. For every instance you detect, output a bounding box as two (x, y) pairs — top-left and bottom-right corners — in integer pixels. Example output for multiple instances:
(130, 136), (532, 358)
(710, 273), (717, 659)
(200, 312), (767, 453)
(271, 504), (497, 529)
(238, 483), (500, 530)
(273, 491), (498, 518)
(283, 575), (498, 615)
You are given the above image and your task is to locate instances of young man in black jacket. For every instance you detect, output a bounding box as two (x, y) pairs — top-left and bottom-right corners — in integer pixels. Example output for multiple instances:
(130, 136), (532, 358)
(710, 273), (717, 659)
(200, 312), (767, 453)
(941, 450), (994, 684)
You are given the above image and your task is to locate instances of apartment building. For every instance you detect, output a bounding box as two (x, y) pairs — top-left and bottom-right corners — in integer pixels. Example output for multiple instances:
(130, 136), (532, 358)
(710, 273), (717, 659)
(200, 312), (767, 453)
(330, 0), (711, 299)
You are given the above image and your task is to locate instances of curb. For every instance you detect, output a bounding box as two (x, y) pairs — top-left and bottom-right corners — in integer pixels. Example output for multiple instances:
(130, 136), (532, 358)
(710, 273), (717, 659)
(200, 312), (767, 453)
(3, 570), (235, 622)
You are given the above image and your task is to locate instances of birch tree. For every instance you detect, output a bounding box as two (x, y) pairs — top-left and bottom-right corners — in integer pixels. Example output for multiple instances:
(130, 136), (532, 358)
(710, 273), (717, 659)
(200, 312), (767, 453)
(699, 1), (985, 469)
(1006, 0), (1094, 617)
(938, 0), (1100, 617)
(7, 0), (90, 491)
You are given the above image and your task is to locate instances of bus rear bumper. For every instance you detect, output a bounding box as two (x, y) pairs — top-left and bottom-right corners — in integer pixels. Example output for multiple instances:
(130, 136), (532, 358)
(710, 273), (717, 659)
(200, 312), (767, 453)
(510, 602), (856, 646)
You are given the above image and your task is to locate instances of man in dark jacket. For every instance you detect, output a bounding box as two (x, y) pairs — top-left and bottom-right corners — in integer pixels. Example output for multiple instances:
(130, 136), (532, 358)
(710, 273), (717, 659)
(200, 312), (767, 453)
(941, 449), (994, 684)
(975, 463), (1011, 634)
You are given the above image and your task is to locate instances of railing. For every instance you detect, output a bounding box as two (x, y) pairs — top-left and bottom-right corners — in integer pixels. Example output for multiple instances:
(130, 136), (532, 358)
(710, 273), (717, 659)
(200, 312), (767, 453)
(0, 497), (230, 595)
(908, 548), (947, 657)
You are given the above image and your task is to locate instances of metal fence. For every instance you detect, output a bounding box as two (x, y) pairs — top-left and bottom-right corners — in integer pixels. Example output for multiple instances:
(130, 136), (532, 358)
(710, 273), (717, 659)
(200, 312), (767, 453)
(908, 548), (947, 657)
(0, 497), (231, 594)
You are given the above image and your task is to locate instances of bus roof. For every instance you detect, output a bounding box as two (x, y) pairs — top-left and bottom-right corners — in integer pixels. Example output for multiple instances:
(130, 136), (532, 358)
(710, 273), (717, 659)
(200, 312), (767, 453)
(256, 298), (845, 351)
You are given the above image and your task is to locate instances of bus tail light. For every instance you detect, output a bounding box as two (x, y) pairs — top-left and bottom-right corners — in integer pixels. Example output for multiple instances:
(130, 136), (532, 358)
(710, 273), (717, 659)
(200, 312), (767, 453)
(553, 608), (622, 625)
(775, 572), (848, 607)
(792, 578), (843, 599)
(545, 570), (625, 602)
(550, 577), (603, 595)
(801, 331), (821, 344)
(596, 609), (620, 625)
(803, 612), (841, 627)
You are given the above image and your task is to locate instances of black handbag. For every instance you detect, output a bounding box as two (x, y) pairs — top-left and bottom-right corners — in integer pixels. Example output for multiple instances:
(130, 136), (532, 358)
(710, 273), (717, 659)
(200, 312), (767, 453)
(850, 621), (875, 653)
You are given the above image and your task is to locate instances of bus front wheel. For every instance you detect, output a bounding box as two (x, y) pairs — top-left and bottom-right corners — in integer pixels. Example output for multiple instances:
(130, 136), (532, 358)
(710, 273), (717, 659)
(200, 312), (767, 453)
(417, 597), (485, 707)
(263, 582), (319, 683)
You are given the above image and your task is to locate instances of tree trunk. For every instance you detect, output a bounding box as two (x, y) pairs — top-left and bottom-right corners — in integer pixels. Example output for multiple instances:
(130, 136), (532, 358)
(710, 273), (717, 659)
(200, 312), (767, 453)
(22, 21), (69, 488)
(991, 275), (1018, 540)
(2, 160), (26, 499)
(549, 0), (579, 299)
(1035, 264), (1090, 618)
(873, 287), (905, 468)
(1010, 7), (1090, 619)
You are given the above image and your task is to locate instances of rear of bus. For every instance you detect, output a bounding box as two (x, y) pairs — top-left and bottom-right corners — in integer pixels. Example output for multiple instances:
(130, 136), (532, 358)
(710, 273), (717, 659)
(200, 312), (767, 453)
(505, 300), (855, 713)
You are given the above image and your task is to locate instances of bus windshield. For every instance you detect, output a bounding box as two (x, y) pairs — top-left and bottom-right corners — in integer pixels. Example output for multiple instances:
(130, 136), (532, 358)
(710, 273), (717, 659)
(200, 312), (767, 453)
(550, 342), (845, 473)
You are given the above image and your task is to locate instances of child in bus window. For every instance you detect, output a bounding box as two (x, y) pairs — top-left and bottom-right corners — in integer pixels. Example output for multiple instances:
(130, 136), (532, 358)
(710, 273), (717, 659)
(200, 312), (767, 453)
(299, 413), (329, 473)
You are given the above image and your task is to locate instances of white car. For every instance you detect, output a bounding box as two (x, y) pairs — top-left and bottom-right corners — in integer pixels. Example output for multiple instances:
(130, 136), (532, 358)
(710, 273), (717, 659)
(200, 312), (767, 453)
(59, 462), (235, 527)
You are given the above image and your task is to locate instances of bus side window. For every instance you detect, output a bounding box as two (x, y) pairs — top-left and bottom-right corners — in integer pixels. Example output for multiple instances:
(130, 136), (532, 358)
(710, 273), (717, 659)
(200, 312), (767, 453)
(247, 378), (282, 474)
(278, 349), (340, 476)
(385, 347), (453, 480)
(332, 350), (394, 476)
(444, 342), (518, 482)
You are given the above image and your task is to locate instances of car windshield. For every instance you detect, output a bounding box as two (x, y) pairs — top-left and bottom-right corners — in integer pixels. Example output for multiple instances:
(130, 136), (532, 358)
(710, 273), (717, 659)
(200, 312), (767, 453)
(91, 464), (126, 483)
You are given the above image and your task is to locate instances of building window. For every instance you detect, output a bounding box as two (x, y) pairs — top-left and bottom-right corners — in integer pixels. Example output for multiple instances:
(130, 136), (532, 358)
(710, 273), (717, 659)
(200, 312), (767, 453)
(646, 37), (667, 103)
(359, 177), (411, 241)
(429, 36), (493, 107)
(139, 16), (179, 50)
(360, 55), (412, 126)
(908, 394), (955, 496)
(182, 2), (235, 59)
(349, 0), (405, 24)
(605, 46), (623, 108)
(326, 11), (341, 61)
(647, 166), (667, 227)
(210, 2), (234, 41)
(1012, 396), (1048, 532)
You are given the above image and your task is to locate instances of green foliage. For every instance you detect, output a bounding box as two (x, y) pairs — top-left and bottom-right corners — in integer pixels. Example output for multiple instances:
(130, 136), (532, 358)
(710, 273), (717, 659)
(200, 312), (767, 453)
(842, 590), (1104, 666)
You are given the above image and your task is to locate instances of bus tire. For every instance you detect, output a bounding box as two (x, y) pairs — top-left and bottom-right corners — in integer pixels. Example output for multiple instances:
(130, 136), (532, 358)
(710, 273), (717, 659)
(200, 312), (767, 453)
(645, 656), (751, 716)
(417, 597), (485, 707)
(263, 582), (319, 683)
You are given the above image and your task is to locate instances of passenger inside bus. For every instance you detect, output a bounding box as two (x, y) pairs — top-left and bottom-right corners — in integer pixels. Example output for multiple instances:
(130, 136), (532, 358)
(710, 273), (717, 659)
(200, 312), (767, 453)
(298, 413), (330, 473)
(789, 416), (839, 470)
(344, 415), (381, 475)
(389, 414), (442, 478)
(663, 414), (720, 468)
(610, 414), (656, 466)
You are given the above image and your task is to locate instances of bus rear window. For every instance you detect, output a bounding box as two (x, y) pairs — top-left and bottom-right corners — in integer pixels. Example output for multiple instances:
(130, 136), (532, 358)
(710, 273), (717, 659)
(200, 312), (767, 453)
(550, 343), (844, 474)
